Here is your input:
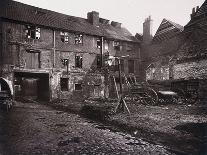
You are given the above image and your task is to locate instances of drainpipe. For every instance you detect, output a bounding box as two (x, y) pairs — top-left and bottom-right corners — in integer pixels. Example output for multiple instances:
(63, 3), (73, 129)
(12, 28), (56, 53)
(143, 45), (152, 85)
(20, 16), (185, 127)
(101, 37), (104, 67)
(53, 30), (56, 67)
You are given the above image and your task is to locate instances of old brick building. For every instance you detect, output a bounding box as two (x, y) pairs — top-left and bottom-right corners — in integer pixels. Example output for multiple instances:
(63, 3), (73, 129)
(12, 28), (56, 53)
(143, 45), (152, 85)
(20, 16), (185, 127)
(0, 1), (141, 101)
(141, 0), (207, 102)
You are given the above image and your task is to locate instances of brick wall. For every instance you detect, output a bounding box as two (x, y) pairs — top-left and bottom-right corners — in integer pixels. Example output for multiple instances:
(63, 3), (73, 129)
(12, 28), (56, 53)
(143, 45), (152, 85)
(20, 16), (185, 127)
(174, 59), (207, 79)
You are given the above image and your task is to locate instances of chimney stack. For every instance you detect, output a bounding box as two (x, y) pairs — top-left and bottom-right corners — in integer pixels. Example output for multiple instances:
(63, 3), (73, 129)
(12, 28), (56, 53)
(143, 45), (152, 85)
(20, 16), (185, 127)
(191, 6), (199, 19)
(111, 21), (122, 28)
(143, 16), (153, 45)
(87, 11), (99, 26)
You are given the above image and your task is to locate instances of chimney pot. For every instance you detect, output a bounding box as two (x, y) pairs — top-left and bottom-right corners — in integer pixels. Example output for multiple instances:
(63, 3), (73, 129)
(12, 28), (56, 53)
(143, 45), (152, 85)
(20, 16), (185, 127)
(87, 11), (99, 26)
(111, 21), (122, 28)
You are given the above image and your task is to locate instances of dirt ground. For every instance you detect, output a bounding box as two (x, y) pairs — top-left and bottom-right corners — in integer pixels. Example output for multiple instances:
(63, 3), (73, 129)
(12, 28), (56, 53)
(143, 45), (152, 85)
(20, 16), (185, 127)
(44, 98), (207, 154)
(110, 102), (207, 155)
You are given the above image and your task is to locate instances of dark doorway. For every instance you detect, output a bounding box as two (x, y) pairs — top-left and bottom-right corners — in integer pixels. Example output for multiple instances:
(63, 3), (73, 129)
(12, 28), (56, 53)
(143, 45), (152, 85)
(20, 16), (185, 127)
(14, 72), (49, 101)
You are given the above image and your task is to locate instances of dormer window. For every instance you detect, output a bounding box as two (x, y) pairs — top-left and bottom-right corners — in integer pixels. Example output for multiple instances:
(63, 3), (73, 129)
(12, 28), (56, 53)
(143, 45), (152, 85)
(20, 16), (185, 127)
(60, 32), (69, 43)
(113, 41), (121, 51)
(25, 25), (40, 39)
(75, 34), (83, 44)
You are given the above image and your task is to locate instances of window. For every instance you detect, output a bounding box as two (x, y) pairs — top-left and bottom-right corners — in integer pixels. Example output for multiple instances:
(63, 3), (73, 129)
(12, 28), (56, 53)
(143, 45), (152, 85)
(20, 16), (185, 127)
(104, 40), (109, 50)
(60, 32), (69, 43)
(60, 78), (69, 91)
(61, 59), (69, 66)
(75, 55), (83, 68)
(97, 55), (101, 68)
(25, 25), (40, 39)
(113, 41), (121, 51)
(128, 60), (135, 73)
(75, 34), (83, 44)
(97, 39), (101, 48)
(75, 83), (82, 91)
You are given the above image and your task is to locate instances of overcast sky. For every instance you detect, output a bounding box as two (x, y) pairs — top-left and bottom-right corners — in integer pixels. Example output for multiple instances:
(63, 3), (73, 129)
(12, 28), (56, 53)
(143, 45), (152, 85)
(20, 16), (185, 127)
(16, 0), (204, 35)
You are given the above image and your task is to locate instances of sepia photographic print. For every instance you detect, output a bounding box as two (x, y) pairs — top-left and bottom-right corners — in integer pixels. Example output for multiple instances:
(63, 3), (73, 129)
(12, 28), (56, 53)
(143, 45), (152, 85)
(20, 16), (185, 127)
(0, 0), (207, 154)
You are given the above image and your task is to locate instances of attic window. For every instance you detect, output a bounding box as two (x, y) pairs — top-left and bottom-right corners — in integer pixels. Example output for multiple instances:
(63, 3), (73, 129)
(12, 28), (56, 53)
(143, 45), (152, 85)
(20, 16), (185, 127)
(97, 39), (101, 48)
(60, 32), (69, 43)
(75, 34), (83, 44)
(25, 25), (40, 39)
(113, 41), (121, 51)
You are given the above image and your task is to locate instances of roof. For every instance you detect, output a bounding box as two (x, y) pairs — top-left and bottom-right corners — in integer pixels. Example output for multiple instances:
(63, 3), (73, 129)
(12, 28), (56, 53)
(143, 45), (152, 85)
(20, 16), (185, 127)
(152, 19), (183, 43)
(0, 0), (138, 42)
(185, 0), (207, 27)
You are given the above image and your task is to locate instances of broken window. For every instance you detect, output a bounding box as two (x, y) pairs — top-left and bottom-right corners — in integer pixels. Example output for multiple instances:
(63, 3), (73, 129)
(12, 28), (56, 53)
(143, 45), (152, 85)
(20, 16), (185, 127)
(25, 25), (40, 39)
(75, 83), (82, 91)
(75, 34), (83, 44)
(61, 59), (69, 66)
(60, 78), (69, 91)
(75, 55), (83, 68)
(128, 60), (135, 73)
(113, 41), (121, 51)
(97, 39), (101, 48)
(60, 32), (69, 43)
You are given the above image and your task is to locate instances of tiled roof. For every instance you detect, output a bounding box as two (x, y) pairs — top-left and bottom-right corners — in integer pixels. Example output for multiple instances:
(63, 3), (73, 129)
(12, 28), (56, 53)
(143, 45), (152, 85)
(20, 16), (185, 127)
(152, 19), (183, 43)
(185, 0), (207, 27)
(0, 0), (138, 42)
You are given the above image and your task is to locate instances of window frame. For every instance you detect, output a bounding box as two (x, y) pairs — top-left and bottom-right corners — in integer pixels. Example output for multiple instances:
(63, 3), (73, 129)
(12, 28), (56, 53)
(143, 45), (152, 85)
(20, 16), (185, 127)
(113, 41), (121, 51)
(75, 55), (83, 68)
(25, 25), (40, 39)
(97, 38), (101, 49)
(75, 34), (83, 44)
(60, 32), (69, 43)
(74, 83), (83, 91)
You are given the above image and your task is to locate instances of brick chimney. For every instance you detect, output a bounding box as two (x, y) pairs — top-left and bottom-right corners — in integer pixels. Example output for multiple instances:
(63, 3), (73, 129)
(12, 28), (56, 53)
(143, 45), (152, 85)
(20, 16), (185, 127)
(143, 16), (153, 44)
(191, 6), (199, 19)
(111, 21), (122, 28)
(87, 11), (99, 26)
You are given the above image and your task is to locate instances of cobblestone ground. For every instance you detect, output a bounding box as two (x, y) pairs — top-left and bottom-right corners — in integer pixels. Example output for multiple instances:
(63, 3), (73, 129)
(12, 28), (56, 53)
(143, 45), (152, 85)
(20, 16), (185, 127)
(0, 101), (172, 155)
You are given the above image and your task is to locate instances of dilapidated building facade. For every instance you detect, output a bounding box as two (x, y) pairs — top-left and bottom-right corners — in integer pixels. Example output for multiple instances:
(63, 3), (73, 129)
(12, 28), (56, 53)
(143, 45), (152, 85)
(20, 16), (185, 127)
(141, 0), (207, 102)
(0, 1), (141, 101)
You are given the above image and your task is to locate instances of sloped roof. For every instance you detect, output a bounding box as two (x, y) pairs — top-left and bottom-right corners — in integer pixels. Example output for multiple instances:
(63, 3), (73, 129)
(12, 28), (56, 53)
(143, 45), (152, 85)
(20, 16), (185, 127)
(152, 19), (183, 43)
(185, 0), (207, 27)
(0, 0), (138, 42)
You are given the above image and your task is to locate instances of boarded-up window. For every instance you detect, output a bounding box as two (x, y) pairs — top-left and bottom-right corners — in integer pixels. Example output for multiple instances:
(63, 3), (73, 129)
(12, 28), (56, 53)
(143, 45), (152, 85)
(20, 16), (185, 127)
(60, 78), (68, 91)
(128, 60), (135, 73)
(25, 51), (40, 69)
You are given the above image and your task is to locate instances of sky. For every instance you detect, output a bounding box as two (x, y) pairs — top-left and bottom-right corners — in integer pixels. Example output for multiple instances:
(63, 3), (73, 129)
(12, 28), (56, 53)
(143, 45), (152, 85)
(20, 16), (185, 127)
(16, 0), (204, 35)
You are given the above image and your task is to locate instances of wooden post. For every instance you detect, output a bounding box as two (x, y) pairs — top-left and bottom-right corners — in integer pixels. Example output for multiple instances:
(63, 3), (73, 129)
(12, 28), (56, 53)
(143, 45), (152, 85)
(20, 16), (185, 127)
(113, 75), (119, 99)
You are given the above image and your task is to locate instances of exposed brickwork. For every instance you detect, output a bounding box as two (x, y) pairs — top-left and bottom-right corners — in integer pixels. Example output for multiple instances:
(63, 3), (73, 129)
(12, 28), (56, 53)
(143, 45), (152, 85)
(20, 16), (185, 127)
(0, 20), (140, 101)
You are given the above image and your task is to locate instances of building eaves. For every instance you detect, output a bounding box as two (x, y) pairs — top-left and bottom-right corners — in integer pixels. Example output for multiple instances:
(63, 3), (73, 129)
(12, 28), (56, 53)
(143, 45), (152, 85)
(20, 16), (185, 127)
(0, 0), (139, 43)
